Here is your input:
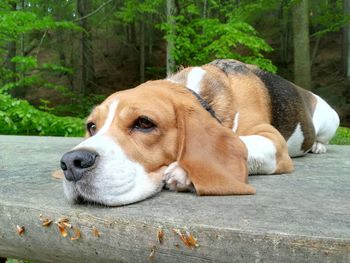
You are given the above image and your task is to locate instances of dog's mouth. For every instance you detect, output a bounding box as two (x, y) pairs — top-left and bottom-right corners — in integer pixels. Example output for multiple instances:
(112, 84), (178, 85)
(74, 194), (113, 207)
(62, 166), (164, 206)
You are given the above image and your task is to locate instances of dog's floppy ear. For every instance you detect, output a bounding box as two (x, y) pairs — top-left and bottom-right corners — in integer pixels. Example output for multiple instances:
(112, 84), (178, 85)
(176, 105), (255, 195)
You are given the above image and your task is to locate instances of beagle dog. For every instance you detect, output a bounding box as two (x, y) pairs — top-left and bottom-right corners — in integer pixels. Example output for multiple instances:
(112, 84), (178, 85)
(60, 59), (339, 206)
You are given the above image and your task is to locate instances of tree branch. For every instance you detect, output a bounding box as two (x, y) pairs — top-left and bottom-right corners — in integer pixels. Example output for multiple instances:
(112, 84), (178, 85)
(72, 0), (113, 23)
(36, 30), (48, 59)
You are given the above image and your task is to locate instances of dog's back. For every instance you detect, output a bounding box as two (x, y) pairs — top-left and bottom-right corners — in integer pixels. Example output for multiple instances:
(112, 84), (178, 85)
(208, 59), (339, 156)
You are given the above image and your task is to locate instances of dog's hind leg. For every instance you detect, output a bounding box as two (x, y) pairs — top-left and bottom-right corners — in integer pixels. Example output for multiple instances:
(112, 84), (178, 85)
(239, 123), (294, 175)
(311, 95), (339, 154)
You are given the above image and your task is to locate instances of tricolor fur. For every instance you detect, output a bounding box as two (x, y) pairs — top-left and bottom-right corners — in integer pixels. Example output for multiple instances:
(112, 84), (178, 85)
(60, 59), (339, 206)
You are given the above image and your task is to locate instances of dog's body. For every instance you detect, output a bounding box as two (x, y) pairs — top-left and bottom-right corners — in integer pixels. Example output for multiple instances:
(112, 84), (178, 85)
(60, 59), (339, 206)
(168, 59), (339, 175)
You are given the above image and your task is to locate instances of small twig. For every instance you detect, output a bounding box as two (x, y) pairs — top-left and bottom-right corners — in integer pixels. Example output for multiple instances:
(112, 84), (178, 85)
(72, 0), (113, 23)
(311, 37), (321, 67)
(36, 30), (48, 59)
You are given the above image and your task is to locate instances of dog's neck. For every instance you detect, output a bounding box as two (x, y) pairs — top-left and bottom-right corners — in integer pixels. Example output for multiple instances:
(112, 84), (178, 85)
(185, 88), (221, 123)
(167, 65), (237, 128)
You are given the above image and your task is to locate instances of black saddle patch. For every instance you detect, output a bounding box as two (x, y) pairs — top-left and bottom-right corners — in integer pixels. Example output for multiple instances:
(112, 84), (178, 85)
(209, 59), (250, 74)
(252, 69), (304, 139)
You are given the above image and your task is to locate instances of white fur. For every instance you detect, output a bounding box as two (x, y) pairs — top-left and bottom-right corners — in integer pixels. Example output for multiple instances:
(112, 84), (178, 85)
(311, 142), (327, 154)
(165, 78), (178, 84)
(311, 94), (339, 153)
(186, 67), (206, 94)
(97, 100), (118, 135)
(164, 162), (194, 192)
(287, 123), (306, 157)
(239, 135), (277, 174)
(232, 112), (240, 133)
(63, 100), (163, 206)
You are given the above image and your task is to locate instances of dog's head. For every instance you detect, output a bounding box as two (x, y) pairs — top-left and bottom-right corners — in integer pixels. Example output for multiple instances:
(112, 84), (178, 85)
(61, 80), (255, 206)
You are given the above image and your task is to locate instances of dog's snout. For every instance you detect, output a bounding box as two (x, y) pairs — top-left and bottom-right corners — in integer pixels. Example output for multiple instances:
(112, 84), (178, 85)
(60, 150), (98, 182)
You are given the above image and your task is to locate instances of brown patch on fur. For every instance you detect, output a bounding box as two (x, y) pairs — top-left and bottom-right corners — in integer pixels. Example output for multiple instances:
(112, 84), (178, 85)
(104, 82), (180, 175)
(168, 65), (236, 128)
(86, 105), (109, 135)
(226, 72), (272, 133)
(175, 96), (255, 195)
(209, 59), (295, 172)
(84, 80), (255, 194)
(199, 65), (236, 128)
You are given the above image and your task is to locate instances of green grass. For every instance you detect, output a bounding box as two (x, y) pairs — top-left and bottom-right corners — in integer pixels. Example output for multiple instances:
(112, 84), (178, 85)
(6, 259), (33, 263)
(330, 127), (350, 145)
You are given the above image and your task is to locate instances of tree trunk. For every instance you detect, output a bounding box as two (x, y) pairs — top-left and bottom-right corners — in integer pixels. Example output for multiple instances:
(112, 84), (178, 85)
(77, 0), (95, 95)
(292, 0), (312, 90)
(54, 5), (66, 76)
(203, 0), (208, 19)
(166, 0), (176, 76)
(148, 15), (153, 65)
(139, 21), (145, 83)
(131, 22), (136, 44)
(5, 1), (17, 84)
(343, 0), (350, 80)
(20, 0), (25, 56)
(279, 0), (292, 66)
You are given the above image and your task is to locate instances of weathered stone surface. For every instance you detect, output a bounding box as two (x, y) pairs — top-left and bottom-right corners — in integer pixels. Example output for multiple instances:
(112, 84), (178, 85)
(0, 135), (349, 263)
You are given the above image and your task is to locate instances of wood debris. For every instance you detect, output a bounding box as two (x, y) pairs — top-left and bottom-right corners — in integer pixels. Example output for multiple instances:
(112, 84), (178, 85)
(55, 217), (71, 237)
(16, 225), (25, 236)
(70, 227), (81, 241)
(92, 226), (100, 237)
(172, 228), (199, 249)
(51, 170), (64, 179)
(148, 245), (156, 262)
(157, 227), (164, 244)
(57, 223), (68, 237)
(41, 218), (53, 227)
(39, 215), (53, 227)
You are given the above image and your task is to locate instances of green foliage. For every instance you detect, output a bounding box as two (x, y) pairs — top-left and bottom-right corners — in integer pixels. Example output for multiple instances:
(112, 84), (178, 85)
(52, 93), (106, 119)
(1, 56), (74, 93)
(0, 93), (84, 137)
(330, 127), (350, 145)
(310, 0), (349, 37)
(0, 2), (79, 93)
(5, 258), (34, 263)
(162, 1), (277, 72)
(0, 7), (79, 42)
(115, 0), (163, 23)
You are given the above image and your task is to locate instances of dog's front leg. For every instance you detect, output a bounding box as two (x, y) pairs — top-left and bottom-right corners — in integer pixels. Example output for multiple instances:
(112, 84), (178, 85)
(163, 162), (195, 192)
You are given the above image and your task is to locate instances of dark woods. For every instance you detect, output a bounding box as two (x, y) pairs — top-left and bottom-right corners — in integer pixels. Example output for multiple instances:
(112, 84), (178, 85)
(0, 0), (350, 136)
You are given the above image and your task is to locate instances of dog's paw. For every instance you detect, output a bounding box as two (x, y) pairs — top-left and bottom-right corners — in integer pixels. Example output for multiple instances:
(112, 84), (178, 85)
(163, 162), (195, 192)
(311, 142), (327, 154)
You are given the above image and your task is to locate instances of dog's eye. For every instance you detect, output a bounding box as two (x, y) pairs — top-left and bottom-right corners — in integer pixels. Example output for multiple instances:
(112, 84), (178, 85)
(87, 122), (97, 136)
(132, 117), (156, 132)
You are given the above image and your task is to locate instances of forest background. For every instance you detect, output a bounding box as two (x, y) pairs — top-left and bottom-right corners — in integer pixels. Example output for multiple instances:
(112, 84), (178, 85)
(1, 0), (350, 143)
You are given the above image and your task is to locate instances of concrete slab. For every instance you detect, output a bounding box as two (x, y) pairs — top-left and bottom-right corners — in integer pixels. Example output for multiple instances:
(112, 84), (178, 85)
(0, 135), (349, 263)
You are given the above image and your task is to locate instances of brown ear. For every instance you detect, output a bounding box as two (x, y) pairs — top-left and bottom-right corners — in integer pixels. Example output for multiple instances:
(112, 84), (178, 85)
(176, 106), (255, 196)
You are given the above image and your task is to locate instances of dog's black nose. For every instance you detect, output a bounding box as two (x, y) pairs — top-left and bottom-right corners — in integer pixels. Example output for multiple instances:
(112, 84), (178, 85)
(60, 150), (98, 182)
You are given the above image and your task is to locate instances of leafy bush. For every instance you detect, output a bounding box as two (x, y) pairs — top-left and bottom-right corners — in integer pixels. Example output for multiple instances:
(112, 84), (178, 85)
(330, 127), (350, 145)
(162, 1), (276, 72)
(0, 93), (84, 137)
